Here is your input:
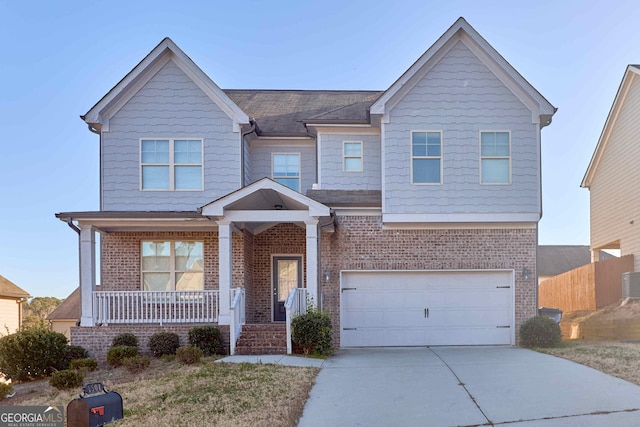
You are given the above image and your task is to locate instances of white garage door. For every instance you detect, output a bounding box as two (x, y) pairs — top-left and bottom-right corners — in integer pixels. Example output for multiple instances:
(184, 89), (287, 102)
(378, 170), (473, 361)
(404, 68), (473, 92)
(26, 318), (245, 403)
(340, 270), (513, 347)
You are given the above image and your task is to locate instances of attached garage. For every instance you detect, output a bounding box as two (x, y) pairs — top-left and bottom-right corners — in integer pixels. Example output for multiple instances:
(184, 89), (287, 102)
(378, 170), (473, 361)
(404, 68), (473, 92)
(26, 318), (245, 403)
(340, 270), (514, 347)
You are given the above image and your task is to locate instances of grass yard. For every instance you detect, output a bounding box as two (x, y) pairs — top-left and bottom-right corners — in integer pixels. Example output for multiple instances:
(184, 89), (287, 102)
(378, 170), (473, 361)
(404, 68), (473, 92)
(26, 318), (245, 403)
(4, 357), (319, 427)
(536, 340), (640, 386)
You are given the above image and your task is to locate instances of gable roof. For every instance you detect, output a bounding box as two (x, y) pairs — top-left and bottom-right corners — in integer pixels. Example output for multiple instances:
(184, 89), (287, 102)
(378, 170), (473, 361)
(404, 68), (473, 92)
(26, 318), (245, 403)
(47, 287), (80, 320)
(370, 17), (556, 126)
(581, 65), (640, 188)
(82, 38), (250, 133)
(537, 245), (615, 277)
(225, 90), (381, 137)
(0, 275), (30, 299)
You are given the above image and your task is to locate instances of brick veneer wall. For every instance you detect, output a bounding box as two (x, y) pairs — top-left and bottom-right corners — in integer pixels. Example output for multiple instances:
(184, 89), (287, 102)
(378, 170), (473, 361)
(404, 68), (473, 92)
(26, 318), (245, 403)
(319, 216), (537, 347)
(101, 231), (246, 291)
(251, 223), (306, 323)
(71, 324), (230, 363)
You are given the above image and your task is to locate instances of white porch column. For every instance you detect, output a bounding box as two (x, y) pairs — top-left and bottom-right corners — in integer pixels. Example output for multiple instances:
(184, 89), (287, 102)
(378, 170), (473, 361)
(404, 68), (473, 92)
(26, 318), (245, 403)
(217, 220), (232, 325)
(305, 218), (319, 307)
(79, 225), (96, 326)
(591, 248), (601, 263)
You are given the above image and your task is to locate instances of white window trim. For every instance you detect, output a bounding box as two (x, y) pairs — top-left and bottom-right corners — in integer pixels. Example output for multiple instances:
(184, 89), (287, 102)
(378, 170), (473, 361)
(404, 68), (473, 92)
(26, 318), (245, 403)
(343, 141), (363, 172)
(479, 130), (512, 185)
(140, 240), (204, 291)
(410, 130), (443, 185)
(272, 152), (301, 192)
(139, 138), (204, 191)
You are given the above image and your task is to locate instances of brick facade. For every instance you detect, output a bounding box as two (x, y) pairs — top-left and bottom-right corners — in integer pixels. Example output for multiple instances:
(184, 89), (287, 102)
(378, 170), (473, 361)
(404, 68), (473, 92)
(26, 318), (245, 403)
(319, 216), (537, 347)
(79, 217), (536, 357)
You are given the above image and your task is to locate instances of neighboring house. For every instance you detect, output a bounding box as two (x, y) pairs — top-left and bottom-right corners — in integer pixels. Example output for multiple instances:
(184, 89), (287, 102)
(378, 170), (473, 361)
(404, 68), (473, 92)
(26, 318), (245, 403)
(47, 287), (81, 338)
(582, 65), (640, 273)
(0, 275), (30, 336)
(56, 17), (555, 357)
(537, 245), (615, 284)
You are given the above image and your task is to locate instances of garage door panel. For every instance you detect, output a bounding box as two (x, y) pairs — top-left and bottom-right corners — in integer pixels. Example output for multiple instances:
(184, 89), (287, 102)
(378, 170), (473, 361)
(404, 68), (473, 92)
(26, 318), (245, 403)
(341, 271), (513, 347)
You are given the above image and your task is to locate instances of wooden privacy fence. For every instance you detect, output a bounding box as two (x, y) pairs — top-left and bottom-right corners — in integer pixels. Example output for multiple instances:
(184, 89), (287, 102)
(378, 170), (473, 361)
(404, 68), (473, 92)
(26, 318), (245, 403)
(539, 255), (634, 313)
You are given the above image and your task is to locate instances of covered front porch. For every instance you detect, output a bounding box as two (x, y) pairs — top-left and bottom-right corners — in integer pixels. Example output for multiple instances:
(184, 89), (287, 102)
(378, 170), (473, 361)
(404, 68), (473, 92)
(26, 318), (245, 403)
(57, 179), (332, 355)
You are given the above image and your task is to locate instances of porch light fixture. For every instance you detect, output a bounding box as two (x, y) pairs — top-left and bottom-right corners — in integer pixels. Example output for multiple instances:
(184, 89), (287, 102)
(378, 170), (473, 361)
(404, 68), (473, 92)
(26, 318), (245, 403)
(274, 204), (283, 210)
(522, 267), (531, 281)
(323, 268), (331, 283)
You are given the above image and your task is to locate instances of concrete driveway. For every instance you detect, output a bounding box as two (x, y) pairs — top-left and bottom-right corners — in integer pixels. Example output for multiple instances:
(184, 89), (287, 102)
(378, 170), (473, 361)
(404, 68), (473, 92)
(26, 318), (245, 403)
(298, 346), (640, 426)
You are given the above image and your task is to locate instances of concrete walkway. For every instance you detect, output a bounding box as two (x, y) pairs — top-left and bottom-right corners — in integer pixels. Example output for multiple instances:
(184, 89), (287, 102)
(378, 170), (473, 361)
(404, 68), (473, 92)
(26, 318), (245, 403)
(298, 346), (640, 426)
(216, 354), (325, 368)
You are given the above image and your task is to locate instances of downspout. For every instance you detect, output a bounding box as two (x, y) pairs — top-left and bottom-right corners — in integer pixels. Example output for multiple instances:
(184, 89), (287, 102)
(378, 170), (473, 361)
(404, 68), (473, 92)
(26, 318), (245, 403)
(66, 218), (80, 234)
(240, 120), (256, 187)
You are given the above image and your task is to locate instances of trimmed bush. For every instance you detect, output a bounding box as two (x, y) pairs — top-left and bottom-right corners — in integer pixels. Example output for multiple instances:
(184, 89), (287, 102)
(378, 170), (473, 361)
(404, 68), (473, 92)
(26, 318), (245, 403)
(188, 326), (225, 356)
(64, 345), (90, 367)
(111, 333), (138, 349)
(0, 327), (69, 381)
(49, 369), (84, 390)
(107, 346), (139, 368)
(176, 345), (203, 365)
(0, 383), (13, 400)
(70, 358), (98, 372)
(149, 332), (180, 357)
(123, 355), (150, 373)
(520, 316), (562, 348)
(291, 304), (333, 356)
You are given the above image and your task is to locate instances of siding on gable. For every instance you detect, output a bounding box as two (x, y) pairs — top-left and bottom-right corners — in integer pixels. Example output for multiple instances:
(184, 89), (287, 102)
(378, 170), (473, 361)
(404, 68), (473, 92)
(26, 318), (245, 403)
(0, 298), (20, 336)
(384, 41), (539, 216)
(102, 60), (241, 211)
(248, 142), (316, 193)
(319, 133), (381, 190)
(590, 75), (640, 271)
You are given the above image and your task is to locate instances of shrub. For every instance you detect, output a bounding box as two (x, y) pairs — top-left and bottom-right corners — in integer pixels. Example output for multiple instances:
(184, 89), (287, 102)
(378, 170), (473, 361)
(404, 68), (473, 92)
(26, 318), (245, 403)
(188, 326), (225, 356)
(107, 346), (139, 368)
(148, 332), (180, 357)
(291, 304), (333, 356)
(0, 327), (69, 381)
(64, 345), (90, 367)
(69, 358), (98, 372)
(176, 345), (203, 365)
(111, 333), (138, 349)
(123, 355), (150, 373)
(519, 316), (562, 348)
(0, 383), (13, 400)
(49, 369), (84, 390)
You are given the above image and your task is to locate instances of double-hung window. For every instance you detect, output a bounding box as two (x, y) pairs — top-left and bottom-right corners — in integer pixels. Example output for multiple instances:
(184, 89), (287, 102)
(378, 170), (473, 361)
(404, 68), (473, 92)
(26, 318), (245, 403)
(411, 131), (442, 184)
(480, 131), (511, 184)
(343, 141), (363, 172)
(141, 241), (204, 291)
(272, 153), (300, 191)
(141, 139), (203, 190)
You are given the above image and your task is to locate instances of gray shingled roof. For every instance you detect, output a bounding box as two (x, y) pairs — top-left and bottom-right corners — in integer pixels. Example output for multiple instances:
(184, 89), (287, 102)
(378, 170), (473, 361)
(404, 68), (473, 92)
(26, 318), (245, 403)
(537, 245), (616, 277)
(306, 190), (382, 208)
(224, 90), (382, 136)
(0, 275), (29, 299)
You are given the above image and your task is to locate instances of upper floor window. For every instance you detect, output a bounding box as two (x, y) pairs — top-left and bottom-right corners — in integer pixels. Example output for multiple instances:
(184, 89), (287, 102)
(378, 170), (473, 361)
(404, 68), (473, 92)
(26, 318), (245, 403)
(273, 153), (300, 191)
(140, 139), (203, 191)
(343, 141), (363, 172)
(411, 131), (442, 184)
(480, 131), (510, 184)
(141, 241), (204, 291)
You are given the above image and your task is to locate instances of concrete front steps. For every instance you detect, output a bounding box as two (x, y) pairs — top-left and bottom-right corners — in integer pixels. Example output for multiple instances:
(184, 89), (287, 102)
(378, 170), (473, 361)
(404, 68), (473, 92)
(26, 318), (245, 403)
(234, 323), (288, 355)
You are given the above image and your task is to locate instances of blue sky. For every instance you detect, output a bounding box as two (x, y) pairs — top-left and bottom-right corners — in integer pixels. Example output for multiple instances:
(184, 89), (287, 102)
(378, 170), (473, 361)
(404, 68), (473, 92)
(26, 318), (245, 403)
(0, 0), (638, 298)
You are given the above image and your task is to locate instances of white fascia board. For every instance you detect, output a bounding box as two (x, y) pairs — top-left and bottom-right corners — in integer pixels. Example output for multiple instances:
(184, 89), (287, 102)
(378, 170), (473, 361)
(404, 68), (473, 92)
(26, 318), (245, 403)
(224, 210), (313, 223)
(382, 213), (540, 223)
(316, 127), (380, 135)
(381, 221), (536, 230)
(582, 66), (638, 188)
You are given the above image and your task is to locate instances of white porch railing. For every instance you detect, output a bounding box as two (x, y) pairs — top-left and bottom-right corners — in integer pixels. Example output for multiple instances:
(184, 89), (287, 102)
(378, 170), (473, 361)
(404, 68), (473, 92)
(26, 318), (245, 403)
(93, 290), (219, 325)
(229, 287), (246, 355)
(285, 287), (308, 354)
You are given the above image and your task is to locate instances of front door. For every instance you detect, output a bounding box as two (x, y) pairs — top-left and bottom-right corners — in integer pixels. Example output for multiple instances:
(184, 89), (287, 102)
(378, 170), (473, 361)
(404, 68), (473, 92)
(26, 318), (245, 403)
(273, 256), (302, 322)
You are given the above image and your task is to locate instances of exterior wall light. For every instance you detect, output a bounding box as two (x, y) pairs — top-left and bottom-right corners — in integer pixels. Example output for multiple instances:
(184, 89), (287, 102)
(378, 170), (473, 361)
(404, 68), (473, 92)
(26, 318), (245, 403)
(323, 268), (332, 283)
(522, 267), (531, 281)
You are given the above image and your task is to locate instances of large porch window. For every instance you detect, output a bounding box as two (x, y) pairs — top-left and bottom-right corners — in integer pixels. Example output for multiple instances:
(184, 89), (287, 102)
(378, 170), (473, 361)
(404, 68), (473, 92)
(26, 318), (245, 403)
(141, 241), (204, 291)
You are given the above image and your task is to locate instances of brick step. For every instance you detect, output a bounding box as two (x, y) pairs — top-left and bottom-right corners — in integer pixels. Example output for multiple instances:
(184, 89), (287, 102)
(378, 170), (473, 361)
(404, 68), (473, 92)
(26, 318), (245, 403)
(234, 324), (288, 355)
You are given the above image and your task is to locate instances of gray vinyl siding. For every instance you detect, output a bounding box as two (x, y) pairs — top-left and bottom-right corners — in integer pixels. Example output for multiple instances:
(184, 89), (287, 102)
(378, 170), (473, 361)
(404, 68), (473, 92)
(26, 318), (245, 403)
(102, 60), (241, 211)
(320, 133), (381, 190)
(384, 41), (539, 215)
(249, 143), (316, 193)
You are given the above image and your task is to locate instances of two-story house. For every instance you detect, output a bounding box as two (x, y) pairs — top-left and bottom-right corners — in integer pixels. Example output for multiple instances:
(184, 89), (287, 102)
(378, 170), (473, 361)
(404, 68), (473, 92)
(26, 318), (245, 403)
(57, 18), (555, 357)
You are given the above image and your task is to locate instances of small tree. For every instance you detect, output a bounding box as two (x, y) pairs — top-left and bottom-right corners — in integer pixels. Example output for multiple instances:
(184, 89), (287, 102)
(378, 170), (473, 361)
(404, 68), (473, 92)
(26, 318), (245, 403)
(291, 302), (333, 356)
